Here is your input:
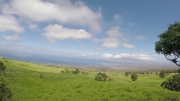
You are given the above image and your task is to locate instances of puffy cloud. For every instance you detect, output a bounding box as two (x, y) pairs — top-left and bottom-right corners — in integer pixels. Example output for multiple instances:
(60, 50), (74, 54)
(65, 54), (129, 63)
(102, 26), (121, 48)
(102, 26), (135, 49)
(2, 0), (101, 32)
(42, 24), (92, 43)
(93, 46), (99, 51)
(114, 53), (152, 61)
(3, 34), (21, 41)
(102, 38), (119, 48)
(113, 14), (122, 23)
(121, 43), (135, 48)
(103, 53), (113, 58)
(0, 15), (23, 33)
(28, 23), (39, 31)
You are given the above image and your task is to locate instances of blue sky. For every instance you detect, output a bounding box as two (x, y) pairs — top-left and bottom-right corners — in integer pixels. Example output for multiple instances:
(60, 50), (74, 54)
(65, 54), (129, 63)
(0, 0), (180, 67)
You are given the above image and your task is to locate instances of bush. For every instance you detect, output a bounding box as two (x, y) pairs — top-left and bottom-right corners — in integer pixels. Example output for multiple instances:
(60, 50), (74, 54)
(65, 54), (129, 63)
(161, 74), (180, 91)
(40, 74), (43, 78)
(0, 62), (12, 100)
(159, 70), (166, 78)
(72, 69), (80, 74)
(61, 71), (64, 73)
(131, 73), (138, 81)
(65, 68), (70, 73)
(177, 69), (180, 74)
(125, 72), (132, 76)
(95, 72), (108, 81)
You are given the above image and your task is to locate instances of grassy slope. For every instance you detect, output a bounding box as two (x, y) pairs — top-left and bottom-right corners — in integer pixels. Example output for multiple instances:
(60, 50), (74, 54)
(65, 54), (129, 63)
(1, 58), (180, 101)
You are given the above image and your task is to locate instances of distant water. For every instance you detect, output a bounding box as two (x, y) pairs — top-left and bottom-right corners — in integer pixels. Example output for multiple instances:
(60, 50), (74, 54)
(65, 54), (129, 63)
(0, 52), (126, 66)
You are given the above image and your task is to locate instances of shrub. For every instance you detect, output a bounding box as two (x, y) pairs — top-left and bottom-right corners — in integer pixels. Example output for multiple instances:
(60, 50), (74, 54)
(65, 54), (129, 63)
(61, 71), (64, 73)
(95, 72), (108, 81)
(72, 69), (80, 74)
(125, 72), (132, 76)
(159, 70), (166, 78)
(161, 74), (180, 91)
(65, 68), (70, 73)
(177, 69), (180, 74)
(0, 62), (13, 100)
(131, 73), (138, 81)
(40, 74), (43, 78)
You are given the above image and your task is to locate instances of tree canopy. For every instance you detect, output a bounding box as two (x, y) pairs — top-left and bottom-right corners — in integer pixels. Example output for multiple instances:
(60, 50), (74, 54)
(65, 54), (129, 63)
(95, 72), (108, 81)
(155, 22), (180, 67)
(161, 74), (180, 92)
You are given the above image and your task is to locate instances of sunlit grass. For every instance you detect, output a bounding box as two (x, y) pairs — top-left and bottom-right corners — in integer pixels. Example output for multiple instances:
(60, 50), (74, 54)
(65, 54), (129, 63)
(1, 58), (180, 101)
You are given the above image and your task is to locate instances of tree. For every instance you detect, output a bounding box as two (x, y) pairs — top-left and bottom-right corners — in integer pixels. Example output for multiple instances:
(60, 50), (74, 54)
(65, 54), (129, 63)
(155, 22), (180, 67)
(161, 74), (180, 91)
(0, 62), (12, 101)
(159, 70), (166, 78)
(95, 72), (108, 81)
(131, 73), (138, 81)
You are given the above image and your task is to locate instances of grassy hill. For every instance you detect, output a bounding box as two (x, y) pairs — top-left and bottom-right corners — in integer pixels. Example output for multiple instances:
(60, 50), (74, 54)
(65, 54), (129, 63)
(1, 57), (180, 101)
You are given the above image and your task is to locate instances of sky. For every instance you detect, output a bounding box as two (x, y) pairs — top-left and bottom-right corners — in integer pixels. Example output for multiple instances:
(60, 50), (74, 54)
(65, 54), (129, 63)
(0, 0), (180, 67)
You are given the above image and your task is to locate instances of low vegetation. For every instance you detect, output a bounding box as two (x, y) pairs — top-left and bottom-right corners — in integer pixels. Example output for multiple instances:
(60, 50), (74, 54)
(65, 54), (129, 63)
(0, 62), (12, 101)
(161, 74), (180, 91)
(0, 57), (180, 101)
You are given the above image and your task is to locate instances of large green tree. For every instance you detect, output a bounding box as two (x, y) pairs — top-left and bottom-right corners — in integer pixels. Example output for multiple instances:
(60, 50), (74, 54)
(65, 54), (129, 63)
(155, 22), (180, 67)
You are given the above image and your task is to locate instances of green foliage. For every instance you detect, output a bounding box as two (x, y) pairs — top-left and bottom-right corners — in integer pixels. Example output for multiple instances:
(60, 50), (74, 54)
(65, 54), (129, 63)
(0, 62), (12, 101)
(72, 69), (80, 74)
(177, 69), (180, 74)
(1, 58), (180, 101)
(61, 71), (64, 73)
(40, 74), (43, 78)
(95, 72), (108, 81)
(131, 73), (138, 81)
(65, 68), (70, 73)
(161, 74), (180, 91)
(125, 72), (132, 76)
(155, 21), (180, 67)
(159, 70), (166, 78)
(0, 62), (6, 76)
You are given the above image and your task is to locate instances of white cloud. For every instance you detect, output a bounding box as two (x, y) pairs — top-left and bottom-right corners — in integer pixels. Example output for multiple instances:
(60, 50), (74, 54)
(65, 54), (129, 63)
(93, 46), (99, 51)
(114, 53), (152, 61)
(42, 24), (92, 43)
(102, 26), (136, 49)
(102, 38), (119, 48)
(2, 0), (101, 32)
(102, 26), (121, 48)
(79, 45), (86, 49)
(80, 53), (98, 57)
(3, 34), (21, 41)
(121, 43), (135, 48)
(28, 23), (39, 31)
(113, 14), (122, 23)
(135, 35), (145, 40)
(103, 53), (113, 58)
(0, 15), (23, 33)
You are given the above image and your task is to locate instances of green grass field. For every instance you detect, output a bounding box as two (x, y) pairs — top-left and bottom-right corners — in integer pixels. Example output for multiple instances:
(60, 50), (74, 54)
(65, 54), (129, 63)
(1, 58), (180, 101)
